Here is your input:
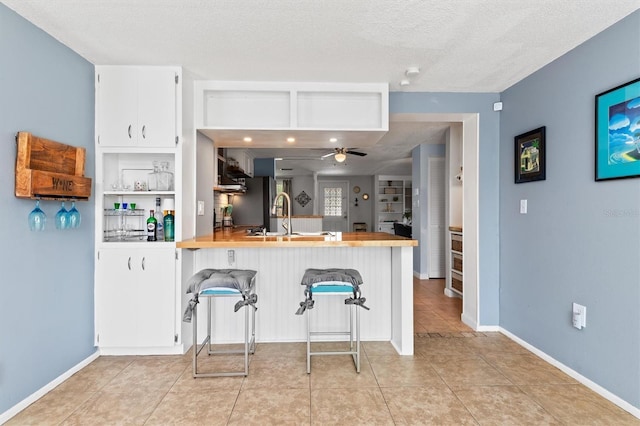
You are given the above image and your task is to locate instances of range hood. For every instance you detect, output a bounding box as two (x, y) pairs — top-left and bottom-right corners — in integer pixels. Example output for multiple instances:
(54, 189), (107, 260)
(214, 183), (246, 193)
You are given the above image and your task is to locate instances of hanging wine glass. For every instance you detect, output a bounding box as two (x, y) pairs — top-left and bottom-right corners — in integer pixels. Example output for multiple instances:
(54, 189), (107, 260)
(28, 199), (46, 231)
(55, 201), (69, 230)
(68, 201), (81, 229)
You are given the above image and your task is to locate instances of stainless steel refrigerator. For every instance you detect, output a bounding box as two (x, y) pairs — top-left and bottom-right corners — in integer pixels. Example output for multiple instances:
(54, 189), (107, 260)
(231, 177), (276, 230)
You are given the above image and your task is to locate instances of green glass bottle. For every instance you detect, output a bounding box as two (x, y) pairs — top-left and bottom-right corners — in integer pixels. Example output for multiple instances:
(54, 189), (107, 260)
(147, 210), (157, 241)
(163, 209), (174, 242)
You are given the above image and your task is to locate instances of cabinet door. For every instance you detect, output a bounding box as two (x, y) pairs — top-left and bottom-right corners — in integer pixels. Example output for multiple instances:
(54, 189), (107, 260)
(136, 249), (176, 346)
(244, 151), (254, 177)
(95, 248), (176, 348)
(97, 67), (177, 148)
(97, 67), (139, 147)
(95, 249), (140, 347)
(137, 68), (177, 148)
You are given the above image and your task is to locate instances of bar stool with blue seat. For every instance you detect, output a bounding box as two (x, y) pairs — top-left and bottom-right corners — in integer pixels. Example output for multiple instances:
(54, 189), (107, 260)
(296, 268), (369, 373)
(183, 268), (258, 377)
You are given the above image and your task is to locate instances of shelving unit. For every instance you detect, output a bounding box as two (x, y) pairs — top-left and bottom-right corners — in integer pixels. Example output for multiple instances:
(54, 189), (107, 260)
(97, 151), (177, 244)
(449, 229), (463, 296)
(94, 65), (185, 354)
(375, 175), (411, 234)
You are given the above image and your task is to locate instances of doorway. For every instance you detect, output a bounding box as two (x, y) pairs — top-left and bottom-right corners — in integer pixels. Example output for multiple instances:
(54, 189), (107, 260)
(392, 113), (480, 331)
(318, 180), (349, 232)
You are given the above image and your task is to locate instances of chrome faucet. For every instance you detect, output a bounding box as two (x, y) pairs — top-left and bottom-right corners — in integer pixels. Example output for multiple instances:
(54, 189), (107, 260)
(271, 192), (292, 236)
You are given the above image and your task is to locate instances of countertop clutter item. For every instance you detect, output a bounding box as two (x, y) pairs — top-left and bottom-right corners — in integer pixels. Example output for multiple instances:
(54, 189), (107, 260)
(15, 131), (92, 200)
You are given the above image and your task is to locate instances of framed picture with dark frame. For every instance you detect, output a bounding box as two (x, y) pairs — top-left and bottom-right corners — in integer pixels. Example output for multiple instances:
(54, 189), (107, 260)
(595, 77), (640, 181)
(514, 126), (546, 184)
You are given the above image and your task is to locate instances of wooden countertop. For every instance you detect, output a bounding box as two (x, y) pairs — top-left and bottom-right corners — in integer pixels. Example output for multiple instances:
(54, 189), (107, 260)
(177, 227), (418, 249)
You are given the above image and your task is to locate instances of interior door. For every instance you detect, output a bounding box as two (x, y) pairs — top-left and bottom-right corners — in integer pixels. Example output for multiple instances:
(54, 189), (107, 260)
(428, 157), (446, 278)
(319, 180), (349, 232)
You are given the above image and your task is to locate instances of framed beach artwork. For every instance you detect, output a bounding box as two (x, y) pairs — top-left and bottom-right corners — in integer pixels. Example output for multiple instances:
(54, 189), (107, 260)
(595, 77), (640, 181)
(514, 126), (546, 184)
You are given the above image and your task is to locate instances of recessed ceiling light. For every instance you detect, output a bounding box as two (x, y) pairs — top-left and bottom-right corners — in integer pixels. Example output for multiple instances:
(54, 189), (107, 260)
(329, 137), (338, 143)
(243, 137), (252, 142)
(286, 137), (295, 143)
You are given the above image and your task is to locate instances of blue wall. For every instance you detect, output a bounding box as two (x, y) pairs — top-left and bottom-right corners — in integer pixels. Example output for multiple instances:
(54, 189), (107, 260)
(499, 11), (640, 408)
(391, 92), (501, 325)
(0, 4), (96, 414)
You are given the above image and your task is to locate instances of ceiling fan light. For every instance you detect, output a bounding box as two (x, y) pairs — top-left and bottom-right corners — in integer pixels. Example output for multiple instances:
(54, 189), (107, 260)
(334, 152), (347, 163)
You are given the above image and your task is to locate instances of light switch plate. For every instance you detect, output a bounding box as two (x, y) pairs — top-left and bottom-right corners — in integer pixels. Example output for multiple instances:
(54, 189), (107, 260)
(197, 200), (205, 216)
(520, 199), (527, 214)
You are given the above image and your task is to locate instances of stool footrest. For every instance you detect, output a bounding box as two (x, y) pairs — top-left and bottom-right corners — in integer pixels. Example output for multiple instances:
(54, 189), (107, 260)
(309, 350), (357, 356)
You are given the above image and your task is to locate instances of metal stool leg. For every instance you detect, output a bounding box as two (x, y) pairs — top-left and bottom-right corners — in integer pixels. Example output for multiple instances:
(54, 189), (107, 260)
(306, 292), (362, 374)
(193, 292), (257, 378)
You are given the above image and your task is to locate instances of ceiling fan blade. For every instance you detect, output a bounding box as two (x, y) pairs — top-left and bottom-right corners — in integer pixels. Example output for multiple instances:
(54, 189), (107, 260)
(320, 152), (335, 158)
(347, 150), (367, 157)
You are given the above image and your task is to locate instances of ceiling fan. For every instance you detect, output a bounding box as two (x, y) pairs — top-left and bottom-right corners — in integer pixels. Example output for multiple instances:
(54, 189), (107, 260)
(321, 147), (367, 163)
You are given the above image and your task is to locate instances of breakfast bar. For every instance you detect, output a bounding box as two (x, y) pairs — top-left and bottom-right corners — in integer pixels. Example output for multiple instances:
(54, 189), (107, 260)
(178, 228), (418, 355)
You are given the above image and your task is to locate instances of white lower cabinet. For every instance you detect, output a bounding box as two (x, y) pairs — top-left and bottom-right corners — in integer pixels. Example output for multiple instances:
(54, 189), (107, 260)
(95, 247), (176, 349)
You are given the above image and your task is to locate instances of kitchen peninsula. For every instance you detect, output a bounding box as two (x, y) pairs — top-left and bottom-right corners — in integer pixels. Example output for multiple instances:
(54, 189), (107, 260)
(177, 228), (417, 355)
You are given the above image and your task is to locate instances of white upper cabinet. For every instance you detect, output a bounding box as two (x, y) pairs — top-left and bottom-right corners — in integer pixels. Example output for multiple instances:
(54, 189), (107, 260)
(194, 81), (389, 148)
(96, 66), (178, 148)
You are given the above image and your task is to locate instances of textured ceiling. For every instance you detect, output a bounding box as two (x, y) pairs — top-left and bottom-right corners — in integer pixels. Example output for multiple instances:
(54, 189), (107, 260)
(4, 0), (639, 175)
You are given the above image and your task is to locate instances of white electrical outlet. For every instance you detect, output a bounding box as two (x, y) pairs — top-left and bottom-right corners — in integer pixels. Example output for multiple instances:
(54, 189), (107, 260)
(572, 303), (587, 329)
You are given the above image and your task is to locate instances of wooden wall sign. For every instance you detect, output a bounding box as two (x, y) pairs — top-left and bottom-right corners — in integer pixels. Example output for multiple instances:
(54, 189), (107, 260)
(15, 132), (92, 200)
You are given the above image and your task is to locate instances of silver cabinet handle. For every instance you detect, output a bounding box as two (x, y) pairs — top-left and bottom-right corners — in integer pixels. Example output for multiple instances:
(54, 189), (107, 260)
(128, 125), (132, 139)
(141, 257), (145, 271)
(141, 125), (146, 139)
(127, 256), (132, 270)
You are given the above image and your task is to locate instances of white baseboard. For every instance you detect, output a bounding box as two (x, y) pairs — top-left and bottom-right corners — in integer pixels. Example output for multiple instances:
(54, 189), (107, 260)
(476, 324), (500, 332)
(0, 350), (100, 424)
(499, 327), (640, 420)
(413, 271), (429, 279)
(98, 345), (186, 356)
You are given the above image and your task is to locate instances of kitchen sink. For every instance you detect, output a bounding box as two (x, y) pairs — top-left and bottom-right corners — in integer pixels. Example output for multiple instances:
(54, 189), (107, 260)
(246, 231), (288, 237)
(246, 231), (334, 238)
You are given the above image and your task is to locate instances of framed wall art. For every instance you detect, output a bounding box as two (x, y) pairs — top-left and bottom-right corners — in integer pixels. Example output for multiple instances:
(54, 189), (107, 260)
(595, 77), (640, 181)
(514, 126), (546, 184)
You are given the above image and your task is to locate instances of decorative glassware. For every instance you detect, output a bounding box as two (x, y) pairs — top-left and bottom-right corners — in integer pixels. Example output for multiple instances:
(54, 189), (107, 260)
(147, 161), (159, 191)
(28, 200), (46, 231)
(157, 161), (174, 190)
(68, 201), (81, 229)
(55, 201), (69, 230)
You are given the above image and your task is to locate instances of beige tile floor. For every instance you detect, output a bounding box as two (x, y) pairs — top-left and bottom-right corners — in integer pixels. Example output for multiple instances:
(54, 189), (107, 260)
(7, 278), (639, 425)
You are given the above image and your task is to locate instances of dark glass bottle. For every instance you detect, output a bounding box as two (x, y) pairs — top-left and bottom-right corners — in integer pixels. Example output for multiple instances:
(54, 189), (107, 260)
(147, 210), (157, 241)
